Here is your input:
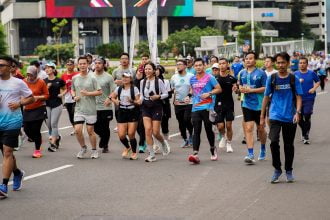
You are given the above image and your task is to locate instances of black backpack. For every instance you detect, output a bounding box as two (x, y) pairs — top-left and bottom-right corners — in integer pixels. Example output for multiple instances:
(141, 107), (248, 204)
(118, 85), (135, 101)
(142, 77), (160, 97)
(270, 73), (296, 103)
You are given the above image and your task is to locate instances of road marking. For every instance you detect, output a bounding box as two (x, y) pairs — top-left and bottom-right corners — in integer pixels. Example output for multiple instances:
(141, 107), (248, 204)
(8, 164), (74, 185)
(317, 91), (328, 95)
(41, 125), (72, 134)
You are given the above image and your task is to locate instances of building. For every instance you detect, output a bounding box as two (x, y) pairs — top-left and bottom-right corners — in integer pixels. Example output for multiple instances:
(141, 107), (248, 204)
(302, 0), (326, 41)
(0, 0), (292, 56)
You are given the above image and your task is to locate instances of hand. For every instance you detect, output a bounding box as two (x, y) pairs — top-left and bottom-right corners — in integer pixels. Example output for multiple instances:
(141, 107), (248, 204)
(240, 87), (246, 93)
(150, 95), (160, 101)
(74, 96), (81, 102)
(47, 83), (52, 88)
(113, 99), (120, 106)
(293, 113), (300, 124)
(308, 88), (316, 94)
(200, 93), (211, 99)
(184, 96), (191, 104)
(244, 87), (252, 93)
(58, 93), (63, 98)
(8, 102), (20, 111)
(135, 99), (142, 105)
(232, 84), (238, 92)
(104, 98), (111, 107)
(80, 89), (89, 96)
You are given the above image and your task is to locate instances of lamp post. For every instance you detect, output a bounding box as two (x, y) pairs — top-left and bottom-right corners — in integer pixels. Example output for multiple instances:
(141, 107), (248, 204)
(122, 0), (128, 52)
(182, 41), (186, 57)
(324, 0), (328, 56)
(251, 0), (255, 51)
(9, 29), (15, 56)
(301, 33), (304, 54)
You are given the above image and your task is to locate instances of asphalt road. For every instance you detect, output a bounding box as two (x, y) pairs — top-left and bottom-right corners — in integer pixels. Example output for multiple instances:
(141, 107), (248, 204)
(0, 86), (330, 220)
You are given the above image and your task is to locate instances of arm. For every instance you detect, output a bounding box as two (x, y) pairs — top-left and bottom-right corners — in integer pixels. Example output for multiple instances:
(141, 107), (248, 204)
(201, 83), (221, 99)
(260, 96), (270, 127)
(246, 87), (266, 94)
(309, 82), (320, 94)
(151, 79), (168, 101)
(35, 81), (50, 101)
(8, 95), (35, 111)
(293, 95), (302, 123)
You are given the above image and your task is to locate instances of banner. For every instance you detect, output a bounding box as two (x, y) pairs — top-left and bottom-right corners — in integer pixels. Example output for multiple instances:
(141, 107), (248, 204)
(147, 0), (158, 63)
(129, 16), (137, 69)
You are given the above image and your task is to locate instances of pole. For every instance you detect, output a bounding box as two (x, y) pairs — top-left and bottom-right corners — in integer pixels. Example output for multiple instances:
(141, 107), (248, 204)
(183, 42), (186, 57)
(122, 0), (128, 52)
(235, 36), (238, 56)
(251, 0), (255, 51)
(324, 0), (328, 56)
(301, 33), (304, 55)
(270, 37), (273, 56)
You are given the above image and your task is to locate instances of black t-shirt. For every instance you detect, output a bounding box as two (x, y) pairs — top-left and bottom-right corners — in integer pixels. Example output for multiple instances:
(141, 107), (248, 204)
(215, 74), (237, 111)
(44, 77), (65, 108)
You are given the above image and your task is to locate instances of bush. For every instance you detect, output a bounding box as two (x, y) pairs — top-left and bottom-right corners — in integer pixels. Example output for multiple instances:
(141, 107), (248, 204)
(35, 43), (75, 63)
(0, 24), (7, 55)
(96, 42), (123, 59)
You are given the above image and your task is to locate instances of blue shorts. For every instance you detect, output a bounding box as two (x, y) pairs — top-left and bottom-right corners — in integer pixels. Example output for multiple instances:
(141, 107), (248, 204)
(302, 99), (315, 115)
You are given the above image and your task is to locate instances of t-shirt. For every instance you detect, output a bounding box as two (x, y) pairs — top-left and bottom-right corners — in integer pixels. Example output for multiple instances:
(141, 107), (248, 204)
(215, 74), (237, 111)
(0, 77), (32, 131)
(92, 72), (116, 111)
(265, 74), (303, 123)
(239, 68), (267, 111)
(205, 67), (212, 75)
(72, 73), (101, 115)
(112, 67), (136, 81)
(171, 72), (194, 103)
(290, 59), (299, 72)
(265, 69), (278, 77)
(61, 71), (79, 103)
(44, 77), (65, 108)
(294, 70), (320, 101)
(114, 86), (139, 109)
(190, 73), (219, 112)
(38, 70), (48, 80)
(139, 78), (168, 100)
(231, 62), (244, 78)
(24, 78), (49, 110)
(186, 67), (196, 75)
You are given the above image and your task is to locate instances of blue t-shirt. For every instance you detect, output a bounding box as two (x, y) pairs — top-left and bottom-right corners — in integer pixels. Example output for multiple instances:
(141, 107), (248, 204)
(205, 67), (212, 75)
(190, 73), (219, 112)
(186, 67), (196, 75)
(231, 62), (244, 78)
(265, 74), (303, 123)
(294, 70), (320, 101)
(239, 68), (267, 111)
(291, 59), (299, 72)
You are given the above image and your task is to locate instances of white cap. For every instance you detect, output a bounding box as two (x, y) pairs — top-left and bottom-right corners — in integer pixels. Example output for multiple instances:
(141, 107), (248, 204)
(212, 63), (220, 69)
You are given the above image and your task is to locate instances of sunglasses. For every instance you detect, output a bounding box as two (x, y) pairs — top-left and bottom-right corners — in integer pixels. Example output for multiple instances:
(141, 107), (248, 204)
(0, 64), (10, 68)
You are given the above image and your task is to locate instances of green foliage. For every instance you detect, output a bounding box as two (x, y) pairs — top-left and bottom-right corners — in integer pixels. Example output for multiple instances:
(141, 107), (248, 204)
(51, 18), (68, 43)
(0, 24), (7, 55)
(136, 41), (149, 57)
(35, 43), (75, 63)
(235, 22), (264, 54)
(96, 42), (123, 58)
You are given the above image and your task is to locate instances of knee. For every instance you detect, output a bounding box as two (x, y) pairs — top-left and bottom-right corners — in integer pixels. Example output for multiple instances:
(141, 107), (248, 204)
(145, 128), (153, 137)
(3, 149), (13, 159)
(245, 125), (253, 133)
(118, 134), (127, 140)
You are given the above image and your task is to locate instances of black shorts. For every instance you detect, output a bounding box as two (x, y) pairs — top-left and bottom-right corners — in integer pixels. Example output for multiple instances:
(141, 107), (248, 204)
(0, 129), (20, 149)
(117, 108), (139, 123)
(215, 108), (235, 123)
(242, 107), (261, 125)
(141, 101), (163, 121)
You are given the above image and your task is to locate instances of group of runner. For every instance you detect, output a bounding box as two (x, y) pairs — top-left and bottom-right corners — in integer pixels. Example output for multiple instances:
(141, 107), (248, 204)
(0, 50), (326, 199)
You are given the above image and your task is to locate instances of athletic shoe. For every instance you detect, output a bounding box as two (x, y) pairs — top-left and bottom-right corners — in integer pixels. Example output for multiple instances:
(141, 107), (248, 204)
(122, 148), (132, 159)
(188, 136), (193, 147)
(0, 184), (8, 199)
(153, 144), (161, 154)
(244, 154), (255, 164)
(180, 140), (189, 148)
(48, 143), (57, 152)
(162, 140), (170, 156)
(70, 131), (76, 136)
(188, 154), (200, 164)
(13, 170), (25, 191)
(55, 135), (61, 148)
(163, 133), (169, 140)
(271, 169), (282, 184)
(77, 147), (87, 159)
(102, 148), (109, 153)
(91, 149), (99, 159)
(145, 155), (156, 162)
(241, 137), (246, 144)
(210, 149), (218, 161)
(217, 133), (222, 142)
(218, 136), (226, 149)
(130, 153), (138, 160)
(286, 170), (295, 183)
(113, 127), (118, 133)
(226, 142), (233, 153)
(258, 149), (266, 161)
(138, 144), (147, 153)
(303, 139), (310, 145)
(32, 150), (42, 158)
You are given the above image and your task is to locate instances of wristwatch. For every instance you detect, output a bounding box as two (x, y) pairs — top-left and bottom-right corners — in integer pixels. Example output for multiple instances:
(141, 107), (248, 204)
(296, 110), (301, 114)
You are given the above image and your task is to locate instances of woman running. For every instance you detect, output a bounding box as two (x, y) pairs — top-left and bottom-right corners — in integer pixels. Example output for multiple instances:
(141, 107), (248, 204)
(23, 66), (49, 158)
(111, 72), (140, 160)
(44, 63), (66, 152)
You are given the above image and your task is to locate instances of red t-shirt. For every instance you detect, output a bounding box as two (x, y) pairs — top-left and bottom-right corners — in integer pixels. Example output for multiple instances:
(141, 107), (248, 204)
(61, 71), (79, 93)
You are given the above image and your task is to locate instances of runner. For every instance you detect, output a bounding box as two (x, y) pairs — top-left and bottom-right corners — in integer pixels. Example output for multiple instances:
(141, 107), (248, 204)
(171, 59), (194, 148)
(264, 56), (278, 77)
(316, 57), (327, 91)
(61, 59), (79, 135)
(260, 52), (303, 183)
(72, 56), (102, 159)
(215, 58), (237, 153)
(294, 57), (320, 144)
(211, 63), (220, 77)
(44, 62), (66, 152)
(290, 53), (299, 73)
(139, 62), (170, 162)
(186, 57), (196, 75)
(111, 72), (140, 160)
(0, 56), (34, 199)
(92, 57), (115, 153)
(30, 60), (48, 80)
(188, 58), (221, 164)
(239, 51), (267, 164)
(205, 55), (219, 74)
(231, 56), (244, 79)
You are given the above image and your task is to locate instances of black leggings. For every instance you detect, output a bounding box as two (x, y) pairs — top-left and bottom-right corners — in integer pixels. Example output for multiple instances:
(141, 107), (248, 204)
(298, 114), (312, 139)
(65, 103), (75, 125)
(191, 110), (215, 152)
(319, 75), (326, 91)
(137, 110), (145, 146)
(175, 105), (193, 140)
(24, 119), (44, 150)
(94, 110), (113, 148)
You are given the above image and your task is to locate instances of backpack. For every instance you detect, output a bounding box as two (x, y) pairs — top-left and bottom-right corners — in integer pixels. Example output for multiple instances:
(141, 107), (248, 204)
(270, 73), (296, 103)
(118, 85), (135, 101)
(142, 77), (160, 97)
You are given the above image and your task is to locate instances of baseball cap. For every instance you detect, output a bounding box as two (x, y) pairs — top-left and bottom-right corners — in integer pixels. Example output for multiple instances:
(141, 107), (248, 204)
(212, 63), (220, 69)
(45, 62), (56, 68)
(26, 66), (38, 76)
(123, 72), (132, 77)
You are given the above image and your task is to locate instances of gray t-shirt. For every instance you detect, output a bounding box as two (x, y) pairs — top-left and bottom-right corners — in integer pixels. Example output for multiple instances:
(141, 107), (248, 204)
(72, 73), (101, 115)
(114, 86), (139, 109)
(112, 67), (136, 81)
(171, 72), (194, 102)
(92, 72), (115, 111)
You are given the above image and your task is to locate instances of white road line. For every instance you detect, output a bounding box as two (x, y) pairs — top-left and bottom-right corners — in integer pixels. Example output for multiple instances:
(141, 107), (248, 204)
(317, 91), (328, 95)
(8, 164), (74, 185)
(41, 125), (72, 134)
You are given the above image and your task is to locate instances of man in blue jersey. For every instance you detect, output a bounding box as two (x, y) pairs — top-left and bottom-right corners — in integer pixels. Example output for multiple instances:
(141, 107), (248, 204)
(239, 51), (267, 164)
(294, 57), (320, 144)
(231, 56), (244, 79)
(261, 52), (303, 183)
(0, 56), (35, 199)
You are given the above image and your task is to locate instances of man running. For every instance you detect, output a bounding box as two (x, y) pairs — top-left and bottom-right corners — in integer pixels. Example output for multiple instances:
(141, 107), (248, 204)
(264, 56), (278, 77)
(261, 52), (303, 183)
(215, 58), (237, 153)
(171, 59), (194, 148)
(294, 57), (320, 144)
(0, 56), (34, 199)
(188, 58), (221, 164)
(239, 51), (267, 164)
(72, 56), (102, 159)
(231, 56), (244, 79)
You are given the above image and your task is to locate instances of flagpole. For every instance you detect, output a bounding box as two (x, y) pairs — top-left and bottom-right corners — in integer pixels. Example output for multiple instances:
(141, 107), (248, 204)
(122, 0), (128, 52)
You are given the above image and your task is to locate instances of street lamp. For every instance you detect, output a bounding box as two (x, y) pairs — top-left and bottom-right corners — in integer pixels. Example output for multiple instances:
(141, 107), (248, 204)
(301, 33), (304, 54)
(251, 0), (255, 51)
(9, 29), (16, 56)
(182, 41), (186, 57)
(122, 0), (128, 52)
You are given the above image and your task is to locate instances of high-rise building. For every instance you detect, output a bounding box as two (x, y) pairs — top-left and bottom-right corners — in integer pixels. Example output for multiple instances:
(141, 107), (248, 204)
(302, 0), (326, 41)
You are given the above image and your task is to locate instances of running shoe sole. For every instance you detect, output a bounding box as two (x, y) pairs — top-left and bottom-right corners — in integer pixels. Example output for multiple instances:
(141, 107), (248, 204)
(244, 157), (255, 165)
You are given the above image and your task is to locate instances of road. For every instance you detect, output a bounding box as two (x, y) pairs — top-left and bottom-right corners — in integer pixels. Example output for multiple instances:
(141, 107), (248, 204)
(0, 87), (329, 220)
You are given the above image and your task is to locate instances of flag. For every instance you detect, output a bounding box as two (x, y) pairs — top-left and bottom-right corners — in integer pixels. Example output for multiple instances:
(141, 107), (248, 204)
(147, 0), (158, 63)
(129, 16), (137, 69)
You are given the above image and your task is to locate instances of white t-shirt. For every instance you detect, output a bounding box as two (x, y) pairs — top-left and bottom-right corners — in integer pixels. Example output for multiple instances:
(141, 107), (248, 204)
(0, 77), (32, 131)
(265, 69), (278, 77)
(114, 86), (139, 108)
(170, 72), (194, 102)
(38, 70), (48, 80)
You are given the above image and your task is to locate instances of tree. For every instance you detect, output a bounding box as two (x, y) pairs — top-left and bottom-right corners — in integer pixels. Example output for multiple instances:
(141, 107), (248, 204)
(51, 18), (68, 64)
(35, 43), (75, 63)
(235, 22), (264, 54)
(96, 42), (123, 58)
(0, 24), (7, 55)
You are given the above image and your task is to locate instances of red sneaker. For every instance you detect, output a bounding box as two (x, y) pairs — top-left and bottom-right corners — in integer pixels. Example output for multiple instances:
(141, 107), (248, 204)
(188, 154), (200, 164)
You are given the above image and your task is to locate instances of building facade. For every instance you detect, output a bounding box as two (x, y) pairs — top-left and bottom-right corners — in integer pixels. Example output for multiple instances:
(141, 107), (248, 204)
(302, 0), (326, 41)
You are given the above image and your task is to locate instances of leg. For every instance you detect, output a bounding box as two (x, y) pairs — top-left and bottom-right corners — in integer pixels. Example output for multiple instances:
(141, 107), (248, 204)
(86, 124), (97, 150)
(65, 103), (75, 126)
(2, 146), (14, 183)
(45, 106), (52, 137)
(226, 121), (233, 141)
(191, 111), (203, 153)
(143, 117), (155, 156)
(118, 123), (130, 149)
(152, 120), (164, 143)
(303, 114), (312, 140)
(201, 110), (215, 154)
(127, 122), (138, 153)
(217, 122), (225, 137)
(282, 122), (297, 172)
(137, 112), (146, 146)
(74, 123), (85, 148)
(184, 105), (193, 136)
(269, 120), (282, 171)
(175, 106), (187, 140)
(32, 119), (44, 150)
(245, 121), (255, 150)
(50, 105), (63, 144)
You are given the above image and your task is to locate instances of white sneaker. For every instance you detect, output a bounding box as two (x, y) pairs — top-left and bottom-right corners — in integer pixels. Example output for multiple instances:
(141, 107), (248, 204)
(77, 147), (87, 159)
(153, 144), (161, 154)
(226, 142), (233, 153)
(162, 140), (170, 156)
(145, 155), (157, 162)
(91, 149), (99, 159)
(218, 137), (227, 149)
